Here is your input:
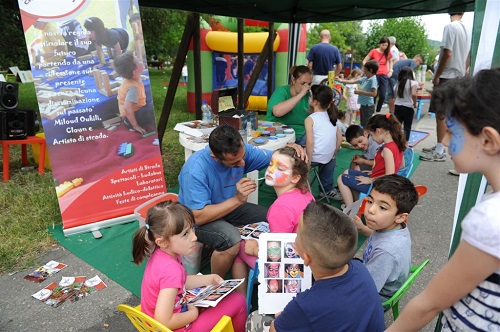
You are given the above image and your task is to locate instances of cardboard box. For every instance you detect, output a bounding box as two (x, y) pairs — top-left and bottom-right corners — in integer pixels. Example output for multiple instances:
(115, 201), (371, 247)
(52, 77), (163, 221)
(211, 87), (257, 130)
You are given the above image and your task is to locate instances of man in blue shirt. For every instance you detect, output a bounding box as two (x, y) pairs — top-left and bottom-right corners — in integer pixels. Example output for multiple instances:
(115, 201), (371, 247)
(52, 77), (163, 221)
(388, 55), (424, 112)
(307, 30), (342, 85)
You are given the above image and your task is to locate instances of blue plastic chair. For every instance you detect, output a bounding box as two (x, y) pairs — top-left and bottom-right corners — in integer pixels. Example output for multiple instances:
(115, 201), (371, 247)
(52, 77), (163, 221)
(246, 259), (259, 314)
(397, 148), (414, 178)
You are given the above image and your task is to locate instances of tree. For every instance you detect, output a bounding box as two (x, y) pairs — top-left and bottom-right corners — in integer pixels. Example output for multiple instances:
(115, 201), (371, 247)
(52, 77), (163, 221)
(362, 17), (431, 63)
(307, 21), (366, 55)
(0, 0), (30, 70)
(140, 8), (190, 65)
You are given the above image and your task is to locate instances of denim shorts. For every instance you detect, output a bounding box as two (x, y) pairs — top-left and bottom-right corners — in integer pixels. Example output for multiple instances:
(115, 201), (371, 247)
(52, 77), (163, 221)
(194, 203), (268, 251)
(341, 169), (372, 194)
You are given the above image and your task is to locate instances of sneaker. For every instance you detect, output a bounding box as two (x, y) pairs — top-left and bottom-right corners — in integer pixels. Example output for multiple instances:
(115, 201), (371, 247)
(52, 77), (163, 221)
(340, 203), (347, 210)
(320, 188), (343, 201)
(419, 151), (447, 162)
(422, 145), (436, 153)
(448, 169), (460, 176)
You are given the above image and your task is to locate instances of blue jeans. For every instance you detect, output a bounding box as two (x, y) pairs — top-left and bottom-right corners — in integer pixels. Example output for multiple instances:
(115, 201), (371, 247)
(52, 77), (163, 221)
(341, 169), (372, 194)
(194, 203), (267, 251)
(295, 134), (306, 146)
(313, 157), (336, 192)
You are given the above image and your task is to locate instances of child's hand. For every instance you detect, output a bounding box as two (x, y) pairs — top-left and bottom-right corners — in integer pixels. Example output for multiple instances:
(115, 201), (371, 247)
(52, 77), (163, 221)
(352, 155), (360, 163)
(356, 176), (372, 185)
(245, 239), (259, 256)
(352, 216), (365, 231)
(187, 304), (199, 319)
(133, 125), (147, 134)
(209, 274), (224, 285)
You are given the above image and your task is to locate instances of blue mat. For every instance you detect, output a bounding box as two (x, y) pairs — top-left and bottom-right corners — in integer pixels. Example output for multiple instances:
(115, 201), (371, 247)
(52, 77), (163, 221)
(408, 130), (429, 148)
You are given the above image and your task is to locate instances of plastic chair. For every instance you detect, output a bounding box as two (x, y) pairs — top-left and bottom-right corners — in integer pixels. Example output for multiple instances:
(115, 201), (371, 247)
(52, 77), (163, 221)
(397, 148), (414, 178)
(246, 259), (260, 314)
(210, 315), (235, 332)
(309, 162), (330, 203)
(382, 259), (430, 320)
(117, 304), (173, 332)
(118, 304), (235, 332)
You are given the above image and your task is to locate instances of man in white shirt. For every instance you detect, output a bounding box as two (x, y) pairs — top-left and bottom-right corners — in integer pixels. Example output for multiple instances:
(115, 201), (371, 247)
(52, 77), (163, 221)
(420, 10), (470, 163)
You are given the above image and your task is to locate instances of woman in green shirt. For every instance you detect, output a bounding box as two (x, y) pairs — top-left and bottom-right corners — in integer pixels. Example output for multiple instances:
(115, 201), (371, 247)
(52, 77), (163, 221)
(266, 65), (312, 145)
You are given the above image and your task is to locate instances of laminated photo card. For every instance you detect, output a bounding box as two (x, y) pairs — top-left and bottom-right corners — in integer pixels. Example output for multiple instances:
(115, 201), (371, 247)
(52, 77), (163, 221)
(32, 276), (86, 307)
(24, 260), (67, 283)
(257, 233), (313, 314)
(238, 221), (269, 240)
(181, 279), (244, 308)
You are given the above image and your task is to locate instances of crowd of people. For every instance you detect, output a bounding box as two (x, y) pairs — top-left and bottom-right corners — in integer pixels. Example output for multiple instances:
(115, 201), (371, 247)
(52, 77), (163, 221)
(129, 9), (499, 332)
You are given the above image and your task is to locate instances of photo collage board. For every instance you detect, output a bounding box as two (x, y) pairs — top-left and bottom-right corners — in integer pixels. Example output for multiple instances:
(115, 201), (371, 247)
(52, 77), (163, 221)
(257, 233), (313, 314)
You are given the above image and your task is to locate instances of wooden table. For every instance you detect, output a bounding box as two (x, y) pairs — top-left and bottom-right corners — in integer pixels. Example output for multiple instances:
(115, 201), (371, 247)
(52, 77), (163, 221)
(1, 136), (46, 181)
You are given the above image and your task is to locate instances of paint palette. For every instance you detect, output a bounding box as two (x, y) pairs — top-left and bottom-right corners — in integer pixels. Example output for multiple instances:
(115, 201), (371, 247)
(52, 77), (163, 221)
(250, 137), (268, 146)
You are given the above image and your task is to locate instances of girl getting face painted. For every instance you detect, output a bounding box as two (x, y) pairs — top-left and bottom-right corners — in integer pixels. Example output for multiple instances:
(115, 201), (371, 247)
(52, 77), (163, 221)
(265, 152), (294, 187)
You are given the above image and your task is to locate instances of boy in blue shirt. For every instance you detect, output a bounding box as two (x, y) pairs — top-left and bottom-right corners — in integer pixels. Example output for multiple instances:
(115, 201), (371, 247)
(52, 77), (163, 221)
(353, 174), (419, 301)
(338, 60), (379, 128)
(247, 201), (385, 331)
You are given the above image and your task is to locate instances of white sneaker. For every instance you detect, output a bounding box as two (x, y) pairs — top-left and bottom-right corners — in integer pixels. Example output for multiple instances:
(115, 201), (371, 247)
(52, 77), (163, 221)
(448, 169), (460, 176)
(422, 145), (436, 153)
(420, 151), (447, 162)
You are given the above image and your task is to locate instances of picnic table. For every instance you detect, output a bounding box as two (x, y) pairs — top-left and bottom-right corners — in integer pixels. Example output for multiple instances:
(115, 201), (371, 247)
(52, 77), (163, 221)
(416, 89), (432, 120)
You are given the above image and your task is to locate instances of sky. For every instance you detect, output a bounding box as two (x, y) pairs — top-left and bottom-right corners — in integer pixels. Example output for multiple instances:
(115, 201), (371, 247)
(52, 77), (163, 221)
(362, 12), (475, 42)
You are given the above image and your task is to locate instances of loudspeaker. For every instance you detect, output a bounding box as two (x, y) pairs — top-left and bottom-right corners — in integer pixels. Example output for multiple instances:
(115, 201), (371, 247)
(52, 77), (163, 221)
(0, 82), (19, 110)
(23, 109), (38, 136)
(0, 110), (27, 140)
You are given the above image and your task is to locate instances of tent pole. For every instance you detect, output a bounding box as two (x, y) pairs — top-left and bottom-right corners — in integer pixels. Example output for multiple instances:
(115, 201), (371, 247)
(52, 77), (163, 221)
(157, 13), (198, 148)
(267, 22), (275, 100)
(237, 19), (244, 109)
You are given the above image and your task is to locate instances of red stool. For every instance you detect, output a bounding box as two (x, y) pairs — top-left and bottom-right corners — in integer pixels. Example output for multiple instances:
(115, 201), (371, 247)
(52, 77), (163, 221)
(1, 136), (46, 181)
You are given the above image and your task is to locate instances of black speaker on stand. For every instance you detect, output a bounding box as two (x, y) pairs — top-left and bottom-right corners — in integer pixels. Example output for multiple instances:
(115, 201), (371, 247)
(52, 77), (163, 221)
(0, 82), (19, 110)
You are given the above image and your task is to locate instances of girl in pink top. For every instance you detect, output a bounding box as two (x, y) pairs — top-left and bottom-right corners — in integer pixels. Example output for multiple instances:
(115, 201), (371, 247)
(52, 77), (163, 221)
(239, 146), (314, 267)
(337, 113), (406, 207)
(363, 36), (393, 113)
(132, 201), (246, 331)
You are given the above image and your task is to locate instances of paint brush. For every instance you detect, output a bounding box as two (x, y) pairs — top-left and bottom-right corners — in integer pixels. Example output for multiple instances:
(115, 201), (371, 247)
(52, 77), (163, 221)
(224, 177), (265, 188)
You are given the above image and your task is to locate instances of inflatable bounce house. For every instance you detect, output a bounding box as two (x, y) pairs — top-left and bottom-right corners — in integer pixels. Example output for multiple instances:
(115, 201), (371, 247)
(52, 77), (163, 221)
(186, 17), (307, 112)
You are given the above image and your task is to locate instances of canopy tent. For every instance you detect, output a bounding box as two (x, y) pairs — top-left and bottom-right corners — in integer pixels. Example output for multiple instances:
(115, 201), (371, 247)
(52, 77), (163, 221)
(138, 0), (475, 23)
(147, 3), (498, 330)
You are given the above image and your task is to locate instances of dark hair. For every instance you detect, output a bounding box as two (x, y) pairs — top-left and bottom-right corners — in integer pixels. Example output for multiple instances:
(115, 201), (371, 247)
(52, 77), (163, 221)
(132, 200), (195, 265)
(274, 146), (310, 193)
(113, 51), (136, 79)
(345, 124), (364, 143)
(84, 17), (108, 45)
(208, 125), (244, 161)
(371, 174), (419, 215)
(396, 66), (415, 99)
(431, 68), (500, 135)
(301, 202), (357, 269)
(366, 114), (406, 152)
(311, 85), (338, 126)
(378, 36), (391, 61)
(414, 54), (424, 63)
(290, 65), (312, 81)
(364, 60), (379, 74)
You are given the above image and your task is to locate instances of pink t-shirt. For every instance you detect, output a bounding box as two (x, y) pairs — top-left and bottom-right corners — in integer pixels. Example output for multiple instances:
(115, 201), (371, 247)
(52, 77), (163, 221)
(368, 49), (393, 76)
(140, 248), (186, 318)
(267, 189), (315, 233)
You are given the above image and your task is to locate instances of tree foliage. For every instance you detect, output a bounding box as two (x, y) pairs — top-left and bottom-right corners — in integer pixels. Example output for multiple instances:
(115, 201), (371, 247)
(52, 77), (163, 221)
(140, 8), (190, 64)
(307, 21), (366, 56)
(362, 17), (431, 63)
(0, 0), (30, 70)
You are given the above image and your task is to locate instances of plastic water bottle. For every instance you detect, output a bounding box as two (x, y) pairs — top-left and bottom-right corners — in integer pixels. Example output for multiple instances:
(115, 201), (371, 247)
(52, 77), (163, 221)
(246, 121), (251, 140)
(201, 100), (213, 125)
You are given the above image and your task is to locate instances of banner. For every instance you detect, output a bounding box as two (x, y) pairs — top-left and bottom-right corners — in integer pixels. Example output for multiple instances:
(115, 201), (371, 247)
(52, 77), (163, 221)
(18, 0), (167, 236)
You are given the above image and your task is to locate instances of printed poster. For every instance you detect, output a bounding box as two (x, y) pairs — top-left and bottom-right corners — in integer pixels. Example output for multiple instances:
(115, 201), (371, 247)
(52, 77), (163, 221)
(257, 233), (313, 314)
(18, 0), (166, 235)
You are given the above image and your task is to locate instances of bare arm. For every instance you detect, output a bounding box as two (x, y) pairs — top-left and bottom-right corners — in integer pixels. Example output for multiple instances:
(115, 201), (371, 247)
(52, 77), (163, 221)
(185, 274), (223, 289)
(388, 241), (500, 331)
(433, 49), (452, 85)
(272, 85), (310, 117)
(362, 54), (372, 66)
(307, 61), (313, 70)
(155, 288), (199, 329)
(112, 41), (122, 59)
(335, 126), (342, 154)
(334, 62), (342, 77)
(382, 147), (396, 175)
(192, 178), (256, 225)
(411, 85), (418, 107)
(124, 101), (147, 134)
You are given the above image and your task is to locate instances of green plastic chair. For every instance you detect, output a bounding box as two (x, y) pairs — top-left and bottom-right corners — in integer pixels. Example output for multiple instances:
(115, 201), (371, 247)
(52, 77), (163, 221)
(382, 259), (430, 320)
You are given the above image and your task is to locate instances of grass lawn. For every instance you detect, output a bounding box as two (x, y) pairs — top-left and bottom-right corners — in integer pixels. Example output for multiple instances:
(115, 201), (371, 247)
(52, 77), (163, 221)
(0, 67), (196, 273)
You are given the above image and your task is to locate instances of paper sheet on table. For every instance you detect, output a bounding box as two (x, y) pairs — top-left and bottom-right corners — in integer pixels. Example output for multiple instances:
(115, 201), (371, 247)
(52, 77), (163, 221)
(174, 123), (204, 138)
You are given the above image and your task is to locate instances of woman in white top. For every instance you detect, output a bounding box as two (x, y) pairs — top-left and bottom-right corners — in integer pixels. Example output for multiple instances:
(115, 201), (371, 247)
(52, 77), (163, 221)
(305, 85), (342, 199)
(393, 66), (418, 140)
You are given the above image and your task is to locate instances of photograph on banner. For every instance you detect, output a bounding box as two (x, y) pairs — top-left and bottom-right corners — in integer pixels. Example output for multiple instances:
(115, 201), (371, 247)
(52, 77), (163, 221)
(257, 233), (313, 314)
(18, 0), (166, 232)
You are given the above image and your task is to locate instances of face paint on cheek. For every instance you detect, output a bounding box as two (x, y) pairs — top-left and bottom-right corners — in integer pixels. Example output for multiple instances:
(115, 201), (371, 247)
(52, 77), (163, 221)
(446, 117), (466, 155)
(274, 170), (291, 185)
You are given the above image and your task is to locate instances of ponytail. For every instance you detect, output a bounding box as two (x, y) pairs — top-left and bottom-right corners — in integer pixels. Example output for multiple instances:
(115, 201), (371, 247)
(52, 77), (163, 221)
(311, 85), (338, 126)
(366, 114), (406, 151)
